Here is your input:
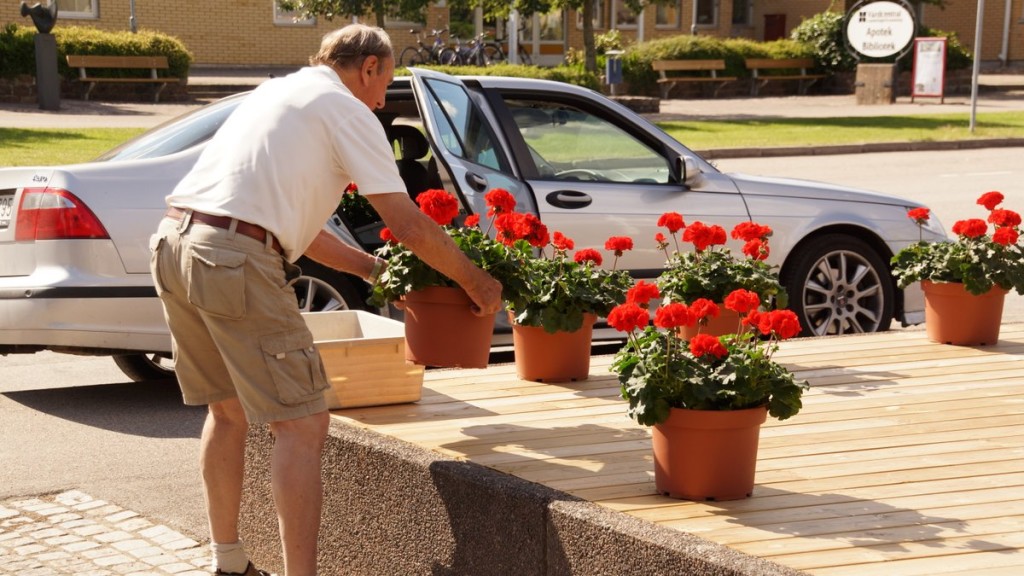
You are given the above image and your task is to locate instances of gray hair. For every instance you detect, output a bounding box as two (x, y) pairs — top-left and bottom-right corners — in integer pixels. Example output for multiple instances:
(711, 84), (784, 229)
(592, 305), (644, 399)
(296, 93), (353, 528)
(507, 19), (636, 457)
(310, 23), (393, 72)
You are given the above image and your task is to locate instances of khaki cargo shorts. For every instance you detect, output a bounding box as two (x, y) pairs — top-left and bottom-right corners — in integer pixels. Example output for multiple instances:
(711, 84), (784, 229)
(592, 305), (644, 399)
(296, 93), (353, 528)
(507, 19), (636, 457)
(150, 216), (329, 424)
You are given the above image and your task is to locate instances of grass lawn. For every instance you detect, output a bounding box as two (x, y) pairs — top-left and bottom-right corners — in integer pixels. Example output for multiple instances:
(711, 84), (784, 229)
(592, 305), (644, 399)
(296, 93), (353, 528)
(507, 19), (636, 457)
(1, 111), (1022, 167)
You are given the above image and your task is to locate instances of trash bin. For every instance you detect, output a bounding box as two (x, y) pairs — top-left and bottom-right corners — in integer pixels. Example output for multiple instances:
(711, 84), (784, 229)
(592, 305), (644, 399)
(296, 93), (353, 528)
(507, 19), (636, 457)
(854, 63), (896, 105)
(605, 50), (624, 95)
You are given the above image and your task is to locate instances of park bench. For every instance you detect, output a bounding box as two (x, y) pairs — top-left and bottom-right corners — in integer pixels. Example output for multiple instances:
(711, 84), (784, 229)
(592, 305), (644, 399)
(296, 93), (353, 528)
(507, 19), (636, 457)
(66, 54), (179, 102)
(745, 57), (826, 96)
(651, 59), (736, 99)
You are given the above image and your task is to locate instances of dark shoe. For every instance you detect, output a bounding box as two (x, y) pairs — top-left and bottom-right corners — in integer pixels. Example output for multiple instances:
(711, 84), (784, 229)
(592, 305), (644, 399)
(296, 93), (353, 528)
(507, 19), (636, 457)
(214, 562), (271, 576)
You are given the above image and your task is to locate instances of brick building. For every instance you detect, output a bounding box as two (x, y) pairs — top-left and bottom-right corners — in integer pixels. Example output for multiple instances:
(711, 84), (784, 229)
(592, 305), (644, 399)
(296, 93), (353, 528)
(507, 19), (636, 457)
(3, 1), (1021, 68)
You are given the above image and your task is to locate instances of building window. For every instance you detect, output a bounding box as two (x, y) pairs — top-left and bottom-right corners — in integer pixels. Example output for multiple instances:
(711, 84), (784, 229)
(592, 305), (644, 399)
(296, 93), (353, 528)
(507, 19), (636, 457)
(695, 0), (717, 27)
(59, 0), (98, 19)
(523, 9), (565, 42)
(656, 1), (681, 29)
(576, 0), (606, 30)
(732, 0), (752, 26)
(273, 2), (316, 26)
(613, 0), (638, 29)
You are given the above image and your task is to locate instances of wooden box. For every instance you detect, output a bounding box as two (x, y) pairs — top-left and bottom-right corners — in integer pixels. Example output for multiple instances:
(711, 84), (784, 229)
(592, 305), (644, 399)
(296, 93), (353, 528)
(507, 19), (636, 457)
(302, 311), (424, 409)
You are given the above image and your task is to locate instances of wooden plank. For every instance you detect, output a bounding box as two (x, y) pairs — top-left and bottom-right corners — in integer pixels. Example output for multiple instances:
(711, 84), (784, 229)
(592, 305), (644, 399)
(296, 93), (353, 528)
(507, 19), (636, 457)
(327, 326), (1024, 575)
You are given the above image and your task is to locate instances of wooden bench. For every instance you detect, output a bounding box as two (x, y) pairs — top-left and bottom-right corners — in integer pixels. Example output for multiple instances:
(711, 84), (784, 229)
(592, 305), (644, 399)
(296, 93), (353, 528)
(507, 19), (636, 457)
(651, 59), (737, 99)
(745, 57), (826, 96)
(66, 55), (179, 102)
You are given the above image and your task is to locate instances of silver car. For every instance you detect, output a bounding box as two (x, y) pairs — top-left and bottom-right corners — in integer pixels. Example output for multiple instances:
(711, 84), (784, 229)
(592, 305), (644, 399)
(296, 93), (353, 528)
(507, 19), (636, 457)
(0, 69), (947, 381)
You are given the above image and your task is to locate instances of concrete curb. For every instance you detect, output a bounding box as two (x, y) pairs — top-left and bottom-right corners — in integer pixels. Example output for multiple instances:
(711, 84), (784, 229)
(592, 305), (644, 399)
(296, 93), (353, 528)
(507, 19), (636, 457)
(698, 137), (1024, 159)
(240, 420), (807, 576)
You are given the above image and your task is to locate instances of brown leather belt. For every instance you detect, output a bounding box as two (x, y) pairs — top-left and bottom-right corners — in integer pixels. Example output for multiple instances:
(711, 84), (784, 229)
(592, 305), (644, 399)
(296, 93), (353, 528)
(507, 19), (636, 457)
(165, 206), (282, 254)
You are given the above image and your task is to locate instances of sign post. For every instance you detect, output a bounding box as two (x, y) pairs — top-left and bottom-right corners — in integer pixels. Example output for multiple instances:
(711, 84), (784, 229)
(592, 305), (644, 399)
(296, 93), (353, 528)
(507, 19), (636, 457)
(844, 0), (916, 105)
(911, 37), (947, 103)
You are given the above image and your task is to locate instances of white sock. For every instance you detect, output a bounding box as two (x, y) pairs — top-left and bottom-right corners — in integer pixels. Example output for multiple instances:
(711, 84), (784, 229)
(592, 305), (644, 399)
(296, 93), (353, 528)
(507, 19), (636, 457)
(211, 540), (249, 574)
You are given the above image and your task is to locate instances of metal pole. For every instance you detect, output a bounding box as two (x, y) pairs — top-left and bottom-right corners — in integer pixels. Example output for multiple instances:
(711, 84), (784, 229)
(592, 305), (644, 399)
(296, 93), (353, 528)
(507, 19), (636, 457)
(129, 0), (137, 33)
(969, 0), (985, 132)
(509, 10), (519, 64)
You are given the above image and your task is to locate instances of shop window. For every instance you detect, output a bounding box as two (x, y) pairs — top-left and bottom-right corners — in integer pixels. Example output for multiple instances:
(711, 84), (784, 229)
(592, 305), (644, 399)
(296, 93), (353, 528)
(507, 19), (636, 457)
(656, 1), (682, 29)
(59, 0), (97, 19)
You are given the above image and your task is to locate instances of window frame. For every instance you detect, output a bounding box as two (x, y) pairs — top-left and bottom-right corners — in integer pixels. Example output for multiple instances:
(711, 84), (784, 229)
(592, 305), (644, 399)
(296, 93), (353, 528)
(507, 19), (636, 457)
(58, 0), (99, 20)
(656, 1), (682, 30)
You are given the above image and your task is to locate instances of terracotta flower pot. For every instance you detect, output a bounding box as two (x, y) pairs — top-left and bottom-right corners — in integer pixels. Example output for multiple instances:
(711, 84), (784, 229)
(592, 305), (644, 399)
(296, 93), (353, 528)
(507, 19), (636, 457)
(400, 286), (495, 368)
(652, 406), (768, 501)
(922, 280), (1008, 346)
(511, 313), (595, 382)
(677, 306), (745, 340)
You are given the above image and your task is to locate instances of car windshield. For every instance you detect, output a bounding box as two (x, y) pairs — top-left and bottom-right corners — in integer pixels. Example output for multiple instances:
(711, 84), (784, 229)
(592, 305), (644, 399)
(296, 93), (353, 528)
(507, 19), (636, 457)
(94, 94), (246, 162)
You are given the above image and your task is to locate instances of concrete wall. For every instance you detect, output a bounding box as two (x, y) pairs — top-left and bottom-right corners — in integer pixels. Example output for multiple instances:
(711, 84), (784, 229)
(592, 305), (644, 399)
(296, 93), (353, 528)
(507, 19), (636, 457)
(240, 419), (807, 576)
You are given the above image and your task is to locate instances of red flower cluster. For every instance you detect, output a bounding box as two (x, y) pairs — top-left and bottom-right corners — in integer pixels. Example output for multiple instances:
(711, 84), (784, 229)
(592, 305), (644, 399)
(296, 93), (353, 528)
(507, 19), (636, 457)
(626, 280), (660, 305)
(744, 309), (801, 340)
(496, 212), (549, 248)
(657, 212), (685, 233)
(605, 236), (633, 256)
(485, 188), (517, 217)
(952, 218), (988, 239)
(978, 191), (1004, 211)
(607, 303), (650, 333)
(923, 191), (1023, 247)
(682, 222), (727, 251)
(689, 333), (728, 359)
(553, 231), (575, 251)
(654, 302), (691, 329)
(573, 248), (603, 266)
(907, 207), (930, 225)
(417, 189), (460, 226)
(723, 289), (761, 314)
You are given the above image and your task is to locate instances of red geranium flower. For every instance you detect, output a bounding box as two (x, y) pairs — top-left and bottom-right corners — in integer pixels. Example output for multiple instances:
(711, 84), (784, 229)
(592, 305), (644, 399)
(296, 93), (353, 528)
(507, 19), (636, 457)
(417, 189), (460, 226)
(724, 289), (761, 314)
(626, 280), (660, 306)
(608, 303), (650, 333)
(657, 212), (685, 233)
(952, 218), (989, 239)
(757, 310), (801, 340)
(731, 221), (772, 242)
(379, 227), (397, 243)
(907, 207), (930, 224)
(993, 226), (1019, 246)
(574, 248), (603, 266)
(654, 302), (692, 329)
(688, 298), (720, 322)
(978, 191), (1004, 211)
(689, 334), (728, 359)
(464, 214), (480, 227)
(344, 181), (358, 194)
(683, 221), (727, 251)
(742, 238), (770, 260)
(553, 231), (575, 251)
(485, 188), (517, 217)
(988, 209), (1022, 228)
(605, 236), (634, 256)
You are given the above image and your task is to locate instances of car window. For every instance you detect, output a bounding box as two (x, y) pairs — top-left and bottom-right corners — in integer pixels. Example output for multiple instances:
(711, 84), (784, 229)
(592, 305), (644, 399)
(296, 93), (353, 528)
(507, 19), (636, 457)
(95, 95), (244, 162)
(422, 78), (505, 172)
(504, 99), (670, 184)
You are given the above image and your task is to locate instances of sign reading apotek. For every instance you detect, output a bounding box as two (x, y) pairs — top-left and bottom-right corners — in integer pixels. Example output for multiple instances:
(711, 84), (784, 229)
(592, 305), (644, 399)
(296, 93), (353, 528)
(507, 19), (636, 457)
(846, 1), (916, 58)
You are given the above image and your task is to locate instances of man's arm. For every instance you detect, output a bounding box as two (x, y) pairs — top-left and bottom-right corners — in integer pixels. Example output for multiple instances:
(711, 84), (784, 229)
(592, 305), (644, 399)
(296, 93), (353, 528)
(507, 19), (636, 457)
(304, 229), (382, 283)
(366, 192), (503, 316)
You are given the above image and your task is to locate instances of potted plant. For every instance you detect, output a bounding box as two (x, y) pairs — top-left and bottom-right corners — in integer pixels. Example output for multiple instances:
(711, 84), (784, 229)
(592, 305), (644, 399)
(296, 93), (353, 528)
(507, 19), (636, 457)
(368, 188), (522, 368)
(493, 192), (635, 381)
(891, 190), (1024, 345)
(654, 212), (787, 337)
(336, 181), (384, 246)
(608, 286), (809, 500)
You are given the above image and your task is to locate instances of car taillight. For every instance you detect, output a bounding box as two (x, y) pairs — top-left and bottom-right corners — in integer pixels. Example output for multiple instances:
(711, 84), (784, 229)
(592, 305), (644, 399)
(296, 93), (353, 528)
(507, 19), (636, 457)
(15, 187), (110, 241)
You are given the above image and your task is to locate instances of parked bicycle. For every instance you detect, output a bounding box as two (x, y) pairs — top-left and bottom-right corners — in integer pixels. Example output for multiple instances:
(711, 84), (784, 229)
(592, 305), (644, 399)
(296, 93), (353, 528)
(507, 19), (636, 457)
(400, 28), (458, 67)
(486, 27), (533, 66)
(451, 32), (502, 66)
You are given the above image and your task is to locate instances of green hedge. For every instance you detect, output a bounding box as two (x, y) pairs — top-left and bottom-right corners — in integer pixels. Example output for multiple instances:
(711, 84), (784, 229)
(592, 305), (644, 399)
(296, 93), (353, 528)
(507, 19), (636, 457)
(621, 35), (815, 97)
(0, 23), (192, 80)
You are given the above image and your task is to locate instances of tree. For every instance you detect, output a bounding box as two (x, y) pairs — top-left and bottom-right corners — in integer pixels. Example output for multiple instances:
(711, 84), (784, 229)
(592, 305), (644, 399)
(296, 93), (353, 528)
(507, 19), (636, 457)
(277, 0), (429, 29)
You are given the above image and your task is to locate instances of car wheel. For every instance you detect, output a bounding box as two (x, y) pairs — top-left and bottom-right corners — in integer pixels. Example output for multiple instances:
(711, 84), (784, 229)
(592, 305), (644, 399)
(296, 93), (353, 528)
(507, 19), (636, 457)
(112, 353), (175, 382)
(781, 234), (894, 336)
(113, 258), (371, 382)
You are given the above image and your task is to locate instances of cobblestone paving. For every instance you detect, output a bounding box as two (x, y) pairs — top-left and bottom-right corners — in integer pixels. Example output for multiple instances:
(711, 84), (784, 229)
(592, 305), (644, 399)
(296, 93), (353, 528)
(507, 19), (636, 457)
(0, 491), (209, 575)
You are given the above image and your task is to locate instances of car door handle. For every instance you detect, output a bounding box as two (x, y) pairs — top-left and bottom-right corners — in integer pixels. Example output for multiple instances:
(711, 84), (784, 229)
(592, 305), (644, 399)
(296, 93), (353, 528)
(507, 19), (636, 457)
(464, 172), (488, 192)
(545, 190), (592, 209)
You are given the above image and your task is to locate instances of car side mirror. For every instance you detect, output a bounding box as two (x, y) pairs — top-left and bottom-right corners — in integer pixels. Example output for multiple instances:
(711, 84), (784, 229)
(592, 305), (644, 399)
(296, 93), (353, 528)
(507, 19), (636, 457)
(673, 155), (702, 188)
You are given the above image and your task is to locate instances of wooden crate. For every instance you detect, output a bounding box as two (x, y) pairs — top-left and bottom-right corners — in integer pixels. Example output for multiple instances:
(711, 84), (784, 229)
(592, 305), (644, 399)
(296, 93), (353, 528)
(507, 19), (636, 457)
(302, 311), (424, 409)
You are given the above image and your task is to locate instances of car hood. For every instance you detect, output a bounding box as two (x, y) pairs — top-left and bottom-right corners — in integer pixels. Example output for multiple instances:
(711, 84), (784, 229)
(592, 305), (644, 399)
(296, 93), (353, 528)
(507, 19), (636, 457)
(725, 172), (921, 208)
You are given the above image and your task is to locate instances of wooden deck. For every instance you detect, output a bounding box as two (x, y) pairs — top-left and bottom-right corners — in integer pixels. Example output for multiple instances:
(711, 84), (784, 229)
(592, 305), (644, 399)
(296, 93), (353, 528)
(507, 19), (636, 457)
(331, 325), (1024, 576)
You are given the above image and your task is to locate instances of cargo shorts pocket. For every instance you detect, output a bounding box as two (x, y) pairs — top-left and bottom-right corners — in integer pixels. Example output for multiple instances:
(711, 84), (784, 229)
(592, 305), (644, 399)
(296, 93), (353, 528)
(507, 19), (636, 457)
(187, 244), (247, 319)
(260, 329), (330, 406)
(149, 234), (167, 297)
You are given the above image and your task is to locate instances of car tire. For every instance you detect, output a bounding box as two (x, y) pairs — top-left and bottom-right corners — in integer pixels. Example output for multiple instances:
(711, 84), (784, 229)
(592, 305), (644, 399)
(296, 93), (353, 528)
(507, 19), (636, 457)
(112, 258), (372, 382)
(112, 353), (176, 382)
(781, 234), (894, 337)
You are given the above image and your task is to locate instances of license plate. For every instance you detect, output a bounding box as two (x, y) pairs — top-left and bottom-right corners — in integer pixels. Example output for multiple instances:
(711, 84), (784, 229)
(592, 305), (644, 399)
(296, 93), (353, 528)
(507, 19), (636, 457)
(0, 193), (13, 230)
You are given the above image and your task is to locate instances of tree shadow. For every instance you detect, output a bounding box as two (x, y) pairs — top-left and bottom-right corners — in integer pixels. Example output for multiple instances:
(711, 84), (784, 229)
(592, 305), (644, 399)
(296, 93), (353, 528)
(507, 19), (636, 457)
(3, 380), (204, 439)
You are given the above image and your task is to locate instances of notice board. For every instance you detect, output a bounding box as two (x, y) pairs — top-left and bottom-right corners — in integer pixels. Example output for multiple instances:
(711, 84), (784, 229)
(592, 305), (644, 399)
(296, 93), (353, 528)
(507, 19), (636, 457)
(912, 37), (947, 102)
